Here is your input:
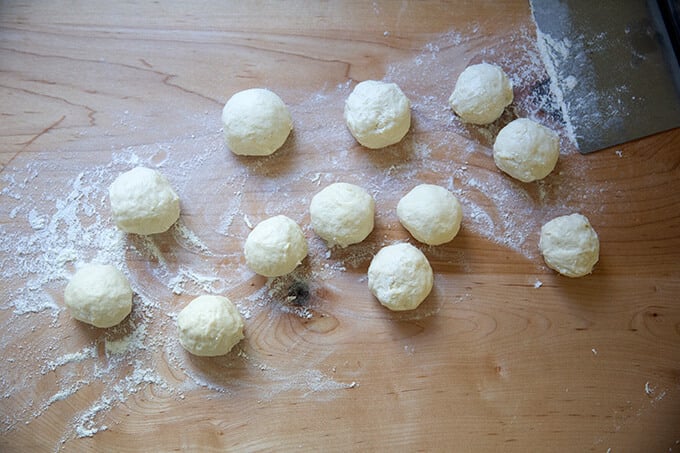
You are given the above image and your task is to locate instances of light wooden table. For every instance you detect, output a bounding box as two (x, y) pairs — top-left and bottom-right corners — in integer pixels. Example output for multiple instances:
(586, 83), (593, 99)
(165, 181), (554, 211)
(1, 1), (679, 451)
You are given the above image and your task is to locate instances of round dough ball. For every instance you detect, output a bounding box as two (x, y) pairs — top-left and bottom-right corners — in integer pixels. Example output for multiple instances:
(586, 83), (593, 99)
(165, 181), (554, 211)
(176, 295), (244, 357)
(368, 243), (434, 311)
(397, 184), (463, 246)
(448, 63), (513, 125)
(344, 80), (411, 149)
(539, 213), (599, 277)
(244, 215), (308, 277)
(221, 88), (292, 156)
(64, 264), (132, 328)
(109, 167), (180, 235)
(493, 118), (560, 183)
(310, 182), (375, 248)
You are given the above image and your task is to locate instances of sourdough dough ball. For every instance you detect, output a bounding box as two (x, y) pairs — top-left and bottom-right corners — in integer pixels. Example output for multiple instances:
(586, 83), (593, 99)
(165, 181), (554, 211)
(244, 215), (308, 277)
(109, 167), (180, 235)
(539, 213), (600, 277)
(367, 243), (434, 311)
(310, 182), (375, 247)
(449, 63), (513, 125)
(64, 264), (132, 328)
(221, 88), (292, 156)
(176, 295), (244, 357)
(493, 118), (560, 182)
(397, 184), (463, 246)
(344, 80), (411, 149)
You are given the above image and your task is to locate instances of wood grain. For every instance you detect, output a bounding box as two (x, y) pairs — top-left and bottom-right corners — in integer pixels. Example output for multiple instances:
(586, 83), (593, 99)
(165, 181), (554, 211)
(1, 1), (679, 452)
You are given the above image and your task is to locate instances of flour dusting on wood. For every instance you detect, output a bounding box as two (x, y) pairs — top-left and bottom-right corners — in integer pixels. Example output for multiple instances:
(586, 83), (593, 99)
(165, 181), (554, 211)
(0, 24), (599, 447)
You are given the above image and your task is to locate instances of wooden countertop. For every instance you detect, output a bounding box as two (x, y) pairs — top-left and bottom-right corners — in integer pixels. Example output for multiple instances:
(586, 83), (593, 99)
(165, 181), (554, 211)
(1, 1), (679, 451)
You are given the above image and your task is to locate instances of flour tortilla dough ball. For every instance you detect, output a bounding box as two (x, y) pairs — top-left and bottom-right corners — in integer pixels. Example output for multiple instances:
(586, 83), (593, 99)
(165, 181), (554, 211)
(310, 182), (375, 248)
(344, 80), (411, 149)
(64, 264), (132, 328)
(244, 215), (308, 277)
(368, 243), (434, 311)
(397, 184), (463, 246)
(539, 213), (600, 277)
(449, 63), (513, 125)
(176, 295), (244, 357)
(109, 167), (180, 235)
(493, 118), (560, 183)
(221, 88), (292, 156)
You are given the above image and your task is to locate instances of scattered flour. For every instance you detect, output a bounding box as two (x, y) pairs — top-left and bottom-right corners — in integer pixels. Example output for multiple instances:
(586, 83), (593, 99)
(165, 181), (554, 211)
(529, 28), (579, 147)
(105, 324), (148, 357)
(40, 346), (98, 375)
(645, 381), (655, 396)
(0, 22), (605, 449)
(172, 221), (215, 256)
(69, 365), (166, 439)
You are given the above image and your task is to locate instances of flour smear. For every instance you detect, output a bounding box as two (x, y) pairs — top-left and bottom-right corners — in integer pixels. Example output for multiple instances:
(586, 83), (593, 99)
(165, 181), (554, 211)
(0, 23), (603, 449)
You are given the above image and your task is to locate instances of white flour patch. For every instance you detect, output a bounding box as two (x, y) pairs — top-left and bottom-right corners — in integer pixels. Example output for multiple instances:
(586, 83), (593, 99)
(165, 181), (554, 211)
(532, 27), (578, 147)
(168, 266), (226, 296)
(68, 365), (167, 439)
(104, 323), (148, 357)
(171, 221), (215, 256)
(40, 345), (98, 375)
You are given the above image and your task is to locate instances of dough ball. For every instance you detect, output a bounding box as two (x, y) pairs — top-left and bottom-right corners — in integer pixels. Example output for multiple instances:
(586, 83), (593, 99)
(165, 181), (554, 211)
(397, 184), (463, 245)
(221, 88), (292, 156)
(109, 167), (180, 235)
(244, 215), (308, 277)
(310, 182), (375, 247)
(176, 295), (244, 357)
(448, 63), (513, 125)
(368, 243), (434, 311)
(64, 264), (132, 328)
(493, 118), (560, 182)
(539, 213), (600, 277)
(344, 80), (411, 149)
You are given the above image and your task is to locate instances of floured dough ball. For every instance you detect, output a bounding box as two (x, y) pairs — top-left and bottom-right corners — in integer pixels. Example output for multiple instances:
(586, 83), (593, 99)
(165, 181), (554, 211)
(64, 264), (132, 328)
(176, 295), (244, 357)
(109, 167), (180, 235)
(310, 182), (375, 247)
(344, 80), (411, 149)
(368, 243), (434, 311)
(493, 118), (560, 182)
(397, 184), (463, 246)
(449, 63), (513, 125)
(539, 213), (600, 277)
(221, 88), (292, 156)
(244, 215), (308, 277)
